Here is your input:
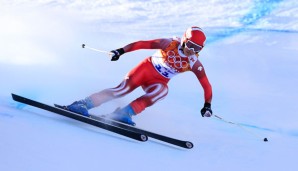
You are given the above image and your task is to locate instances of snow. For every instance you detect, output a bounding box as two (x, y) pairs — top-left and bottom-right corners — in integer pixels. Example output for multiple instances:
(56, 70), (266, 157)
(1, 0), (298, 171)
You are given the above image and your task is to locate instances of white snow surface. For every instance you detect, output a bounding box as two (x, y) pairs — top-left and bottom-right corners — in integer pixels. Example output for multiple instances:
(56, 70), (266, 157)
(1, 1), (298, 171)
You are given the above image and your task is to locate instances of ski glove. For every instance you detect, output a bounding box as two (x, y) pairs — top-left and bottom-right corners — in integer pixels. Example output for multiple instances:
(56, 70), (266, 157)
(110, 48), (125, 61)
(200, 102), (212, 117)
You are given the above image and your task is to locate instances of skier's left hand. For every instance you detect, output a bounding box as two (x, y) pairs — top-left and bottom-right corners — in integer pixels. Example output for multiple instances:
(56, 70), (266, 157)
(110, 48), (125, 61)
(200, 102), (212, 117)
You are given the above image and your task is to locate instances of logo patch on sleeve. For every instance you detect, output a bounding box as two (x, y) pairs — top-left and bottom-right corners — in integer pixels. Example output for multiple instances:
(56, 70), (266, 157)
(198, 66), (203, 71)
(188, 55), (197, 69)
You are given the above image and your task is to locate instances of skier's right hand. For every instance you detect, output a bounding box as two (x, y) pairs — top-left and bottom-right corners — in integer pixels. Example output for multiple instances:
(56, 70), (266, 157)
(110, 48), (125, 61)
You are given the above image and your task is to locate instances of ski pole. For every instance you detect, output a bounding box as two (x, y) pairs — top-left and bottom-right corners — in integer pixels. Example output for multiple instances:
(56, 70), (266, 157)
(213, 114), (268, 142)
(82, 44), (112, 55)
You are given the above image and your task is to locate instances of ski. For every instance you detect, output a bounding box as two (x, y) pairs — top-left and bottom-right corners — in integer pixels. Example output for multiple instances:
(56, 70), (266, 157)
(55, 104), (193, 149)
(11, 93), (148, 142)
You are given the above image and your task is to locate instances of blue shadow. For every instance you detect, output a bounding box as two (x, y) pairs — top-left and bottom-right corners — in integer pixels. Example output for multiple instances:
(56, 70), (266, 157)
(206, 0), (285, 44)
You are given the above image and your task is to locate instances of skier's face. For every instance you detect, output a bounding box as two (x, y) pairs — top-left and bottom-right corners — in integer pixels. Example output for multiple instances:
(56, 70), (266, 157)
(183, 46), (196, 56)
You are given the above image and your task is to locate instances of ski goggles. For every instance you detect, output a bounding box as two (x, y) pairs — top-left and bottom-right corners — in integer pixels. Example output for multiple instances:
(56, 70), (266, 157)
(185, 40), (203, 53)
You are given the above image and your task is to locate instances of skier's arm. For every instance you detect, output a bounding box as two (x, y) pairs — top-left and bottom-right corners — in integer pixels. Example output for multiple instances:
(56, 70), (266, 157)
(189, 55), (213, 117)
(189, 57), (212, 104)
(123, 38), (172, 52)
(110, 38), (171, 61)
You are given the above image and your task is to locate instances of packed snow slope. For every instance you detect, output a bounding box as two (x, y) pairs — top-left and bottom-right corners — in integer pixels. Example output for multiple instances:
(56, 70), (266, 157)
(1, 1), (298, 171)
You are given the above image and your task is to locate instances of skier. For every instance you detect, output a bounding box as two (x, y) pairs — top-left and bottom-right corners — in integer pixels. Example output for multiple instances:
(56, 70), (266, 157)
(64, 26), (213, 126)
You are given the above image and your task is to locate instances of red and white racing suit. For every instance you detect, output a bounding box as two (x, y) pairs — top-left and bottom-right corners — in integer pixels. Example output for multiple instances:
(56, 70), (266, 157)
(90, 37), (212, 114)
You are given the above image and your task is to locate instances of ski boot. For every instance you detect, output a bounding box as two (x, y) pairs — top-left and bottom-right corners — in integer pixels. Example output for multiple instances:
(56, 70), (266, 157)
(65, 98), (94, 117)
(105, 105), (136, 126)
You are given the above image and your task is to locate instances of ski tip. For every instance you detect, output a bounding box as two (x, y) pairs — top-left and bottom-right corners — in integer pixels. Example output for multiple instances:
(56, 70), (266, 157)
(11, 93), (17, 99)
(11, 93), (24, 102)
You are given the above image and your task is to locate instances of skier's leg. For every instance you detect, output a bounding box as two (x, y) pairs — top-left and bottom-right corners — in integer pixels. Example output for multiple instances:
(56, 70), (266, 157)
(130, 82), (169, 114)
(66, 78), (137, 116)
(89, 79), (136, 107)
(105, 83), (168, 126)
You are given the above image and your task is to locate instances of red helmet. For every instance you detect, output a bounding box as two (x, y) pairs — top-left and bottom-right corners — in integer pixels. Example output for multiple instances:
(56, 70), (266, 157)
(181, 26), (206, 52)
